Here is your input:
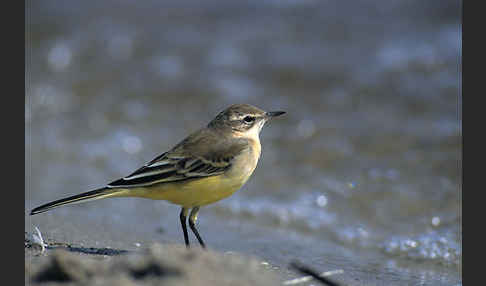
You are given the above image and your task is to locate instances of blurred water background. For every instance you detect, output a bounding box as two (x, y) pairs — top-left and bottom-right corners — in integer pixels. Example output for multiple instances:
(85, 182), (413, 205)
(26, 0), (461, 285)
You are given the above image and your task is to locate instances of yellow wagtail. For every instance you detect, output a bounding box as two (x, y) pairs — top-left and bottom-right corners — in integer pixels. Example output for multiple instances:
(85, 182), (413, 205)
(30, 104), (285, 248)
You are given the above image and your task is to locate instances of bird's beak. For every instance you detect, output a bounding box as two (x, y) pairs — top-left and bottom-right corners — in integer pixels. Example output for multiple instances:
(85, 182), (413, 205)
(265, 111), (286, 118)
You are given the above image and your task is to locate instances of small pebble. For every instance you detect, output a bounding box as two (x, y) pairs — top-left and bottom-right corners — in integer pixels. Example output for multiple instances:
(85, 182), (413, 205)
(316, 195), (328, 207)
(431, 216), (441, 226)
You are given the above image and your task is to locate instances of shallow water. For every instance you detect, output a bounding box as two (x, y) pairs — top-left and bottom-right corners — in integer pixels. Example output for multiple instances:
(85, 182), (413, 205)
(26, 0), (461, 285)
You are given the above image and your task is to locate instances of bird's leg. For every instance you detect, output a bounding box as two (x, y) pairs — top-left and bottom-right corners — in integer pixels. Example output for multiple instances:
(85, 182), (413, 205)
(180, 207), (190, 248)
(189, 207), (206, 249)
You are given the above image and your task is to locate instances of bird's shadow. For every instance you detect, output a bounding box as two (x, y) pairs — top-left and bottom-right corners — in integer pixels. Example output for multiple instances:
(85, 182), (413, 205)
(46, 244), (132, 256)
(25, 237), (132, 256)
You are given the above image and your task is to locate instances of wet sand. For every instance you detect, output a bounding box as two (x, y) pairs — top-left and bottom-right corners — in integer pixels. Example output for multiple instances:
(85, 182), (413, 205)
(25, 209), (323, 286)
(25, 206), (460, 285)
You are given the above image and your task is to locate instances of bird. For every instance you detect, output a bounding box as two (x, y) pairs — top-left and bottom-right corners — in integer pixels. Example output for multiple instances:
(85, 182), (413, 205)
(30, 104), (286, 248)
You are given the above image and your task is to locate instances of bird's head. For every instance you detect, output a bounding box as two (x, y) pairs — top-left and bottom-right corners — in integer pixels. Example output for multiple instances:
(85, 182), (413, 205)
(208, 104), (286, 137)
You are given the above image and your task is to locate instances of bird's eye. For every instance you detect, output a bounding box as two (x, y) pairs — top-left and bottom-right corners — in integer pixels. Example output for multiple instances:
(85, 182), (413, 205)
(243, 116), (255, 123)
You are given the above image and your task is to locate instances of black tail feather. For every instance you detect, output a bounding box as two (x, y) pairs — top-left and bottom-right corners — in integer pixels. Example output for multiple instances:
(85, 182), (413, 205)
(30, 187), (114, 215)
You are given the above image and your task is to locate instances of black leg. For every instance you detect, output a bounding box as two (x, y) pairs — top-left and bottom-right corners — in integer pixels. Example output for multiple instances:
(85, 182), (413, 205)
(179, 207), (189, 248)
(189, 207), (206, 249)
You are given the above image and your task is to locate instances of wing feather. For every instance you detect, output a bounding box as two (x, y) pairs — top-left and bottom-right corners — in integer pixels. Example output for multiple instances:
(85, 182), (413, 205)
(107, 128), (248, 188)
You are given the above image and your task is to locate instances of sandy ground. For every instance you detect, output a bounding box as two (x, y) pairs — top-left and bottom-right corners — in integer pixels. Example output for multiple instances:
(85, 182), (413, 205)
(25, 242), (281, 286)
(24, 210), (327, 286)
(25, 207), (459, 286)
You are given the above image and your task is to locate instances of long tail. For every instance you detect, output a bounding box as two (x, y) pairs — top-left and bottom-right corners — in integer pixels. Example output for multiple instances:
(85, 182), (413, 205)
(30, 187), (123, 215)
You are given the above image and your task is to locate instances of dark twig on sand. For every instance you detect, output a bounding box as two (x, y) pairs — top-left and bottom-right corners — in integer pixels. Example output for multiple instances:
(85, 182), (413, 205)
(287, 260), (343, 286)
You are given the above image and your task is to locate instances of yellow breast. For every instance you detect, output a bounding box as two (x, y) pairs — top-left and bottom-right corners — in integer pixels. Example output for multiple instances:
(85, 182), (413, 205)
(127, 138), (261, 208)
